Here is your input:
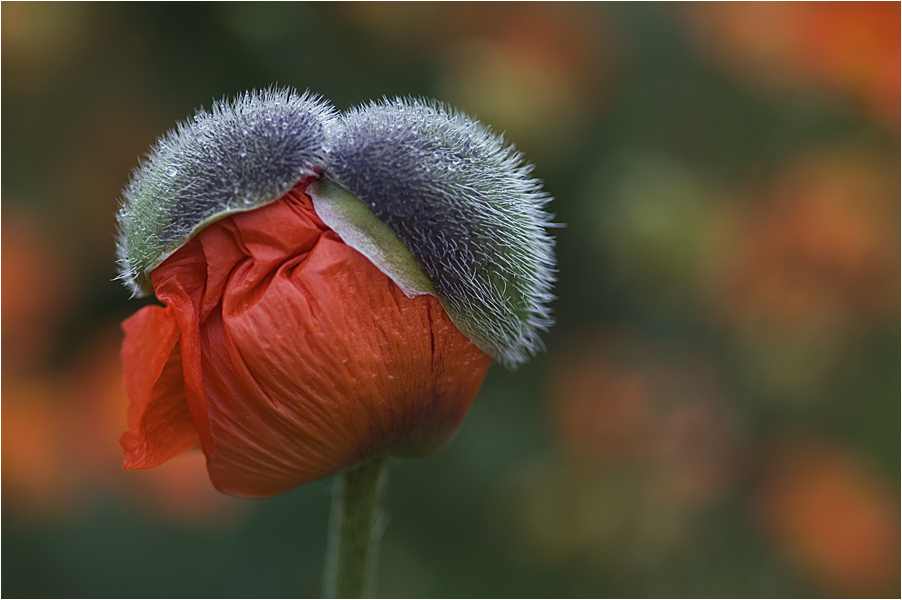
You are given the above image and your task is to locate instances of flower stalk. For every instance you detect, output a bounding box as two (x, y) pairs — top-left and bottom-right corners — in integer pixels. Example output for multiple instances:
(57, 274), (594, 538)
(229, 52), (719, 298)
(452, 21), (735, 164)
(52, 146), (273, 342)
(323, 457), (391, 598)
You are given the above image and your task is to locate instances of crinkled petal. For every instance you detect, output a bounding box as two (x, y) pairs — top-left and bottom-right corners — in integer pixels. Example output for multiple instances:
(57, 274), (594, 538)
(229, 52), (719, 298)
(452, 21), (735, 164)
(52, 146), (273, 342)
(149, 242), (214, 455)
(140, 185), (491, 498)
(201, 233), (490, 497)
(120, 305), (200, 468)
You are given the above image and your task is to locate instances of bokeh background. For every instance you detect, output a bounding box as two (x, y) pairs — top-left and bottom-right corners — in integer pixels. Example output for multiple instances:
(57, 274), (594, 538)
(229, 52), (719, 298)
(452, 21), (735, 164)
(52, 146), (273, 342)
(2, 2), (899, 597)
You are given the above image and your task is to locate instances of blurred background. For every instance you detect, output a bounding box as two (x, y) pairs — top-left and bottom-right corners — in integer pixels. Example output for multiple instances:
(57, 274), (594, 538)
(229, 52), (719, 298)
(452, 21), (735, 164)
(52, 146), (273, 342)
(2, 2), (899, 597)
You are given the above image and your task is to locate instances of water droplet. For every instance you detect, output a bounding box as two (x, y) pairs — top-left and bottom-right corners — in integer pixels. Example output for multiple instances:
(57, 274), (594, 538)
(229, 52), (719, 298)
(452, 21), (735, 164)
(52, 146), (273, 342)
(166, 166), (178, 177)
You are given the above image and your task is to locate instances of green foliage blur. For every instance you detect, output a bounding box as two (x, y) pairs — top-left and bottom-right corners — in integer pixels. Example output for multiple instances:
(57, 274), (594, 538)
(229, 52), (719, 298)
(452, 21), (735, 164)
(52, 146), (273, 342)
(3, 3), (899, 597)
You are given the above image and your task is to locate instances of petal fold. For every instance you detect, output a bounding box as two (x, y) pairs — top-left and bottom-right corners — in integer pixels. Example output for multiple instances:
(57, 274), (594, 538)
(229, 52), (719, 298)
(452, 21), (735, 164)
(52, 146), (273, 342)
(120, 305), (200, 469)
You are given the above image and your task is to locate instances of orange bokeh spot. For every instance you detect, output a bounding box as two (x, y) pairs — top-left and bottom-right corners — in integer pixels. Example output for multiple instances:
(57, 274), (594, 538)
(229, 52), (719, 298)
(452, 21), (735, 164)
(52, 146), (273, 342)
(756, 439), (900, 596)
(1, 378), (83, 517)
(717, 153), (899, 338)
(549, 332), (742, 507)
(686, 2), (900, 127)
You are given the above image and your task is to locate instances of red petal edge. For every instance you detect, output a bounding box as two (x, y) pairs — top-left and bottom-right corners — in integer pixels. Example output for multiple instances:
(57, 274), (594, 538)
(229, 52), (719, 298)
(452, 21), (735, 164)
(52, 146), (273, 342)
(120, 305), (201, 469)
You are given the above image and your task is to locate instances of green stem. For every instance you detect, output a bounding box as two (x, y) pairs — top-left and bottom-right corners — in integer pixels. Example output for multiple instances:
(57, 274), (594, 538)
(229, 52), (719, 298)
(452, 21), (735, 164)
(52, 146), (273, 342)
(323, 456), (391, 598)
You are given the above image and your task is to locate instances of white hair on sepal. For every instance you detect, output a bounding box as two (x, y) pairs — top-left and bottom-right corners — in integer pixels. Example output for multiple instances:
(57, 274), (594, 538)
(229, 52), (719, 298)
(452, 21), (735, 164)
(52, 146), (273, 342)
(116, 87), (338, 296)
(323, 97), (557, 368)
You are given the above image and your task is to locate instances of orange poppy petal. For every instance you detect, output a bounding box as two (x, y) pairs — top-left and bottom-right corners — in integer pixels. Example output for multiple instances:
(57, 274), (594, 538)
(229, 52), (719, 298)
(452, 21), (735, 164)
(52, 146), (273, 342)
(149, 240), (214, 454)
(136, 185), (491, 498)
(200, 233), (490, 497)
(120, 305), (201, 469)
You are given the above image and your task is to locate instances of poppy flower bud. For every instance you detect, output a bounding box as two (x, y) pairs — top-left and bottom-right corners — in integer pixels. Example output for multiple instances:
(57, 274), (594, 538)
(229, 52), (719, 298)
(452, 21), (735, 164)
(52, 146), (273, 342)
(116, 89), (555, 498)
